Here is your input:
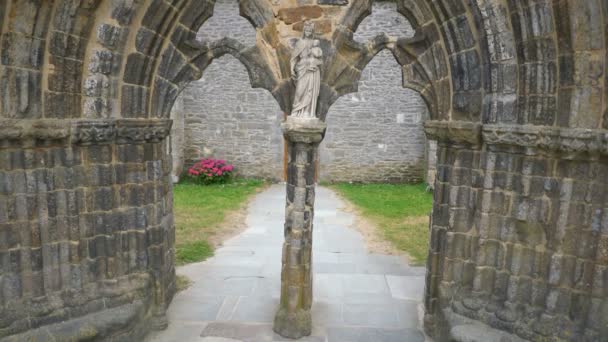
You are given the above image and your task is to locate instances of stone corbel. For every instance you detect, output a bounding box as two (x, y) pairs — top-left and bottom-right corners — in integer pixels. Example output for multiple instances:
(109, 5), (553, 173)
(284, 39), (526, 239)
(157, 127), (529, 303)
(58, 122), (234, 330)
(281, 117), (327, 144)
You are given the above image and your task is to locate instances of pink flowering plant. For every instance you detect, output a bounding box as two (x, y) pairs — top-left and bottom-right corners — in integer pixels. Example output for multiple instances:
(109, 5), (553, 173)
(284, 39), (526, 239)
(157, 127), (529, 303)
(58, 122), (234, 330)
(187, 158), (234, 184)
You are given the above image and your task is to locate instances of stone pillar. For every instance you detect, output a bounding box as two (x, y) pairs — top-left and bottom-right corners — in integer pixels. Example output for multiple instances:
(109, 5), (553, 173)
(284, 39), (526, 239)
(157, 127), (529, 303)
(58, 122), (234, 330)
(422, 120), (608, 341)
(0, 118), (175, 340)
(274, 117), (326, 339)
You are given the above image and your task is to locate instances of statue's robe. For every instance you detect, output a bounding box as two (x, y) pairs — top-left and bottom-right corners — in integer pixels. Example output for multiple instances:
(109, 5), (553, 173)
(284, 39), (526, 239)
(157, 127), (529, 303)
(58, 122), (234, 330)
(291, 39), (321, 118)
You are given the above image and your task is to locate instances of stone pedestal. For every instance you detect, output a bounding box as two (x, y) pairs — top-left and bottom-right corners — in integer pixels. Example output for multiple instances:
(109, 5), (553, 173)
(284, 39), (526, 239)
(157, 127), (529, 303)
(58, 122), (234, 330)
(273, 117), (326, 339)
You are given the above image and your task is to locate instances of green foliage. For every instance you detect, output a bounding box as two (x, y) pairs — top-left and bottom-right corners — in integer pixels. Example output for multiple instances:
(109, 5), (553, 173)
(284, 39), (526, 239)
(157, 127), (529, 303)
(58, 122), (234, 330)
(185, 158), (234, 185)
(173, 179), (266, 265)
(331, 183), (433, 265)
(332, 183), (432, 218)
(175, 241), (213, 265)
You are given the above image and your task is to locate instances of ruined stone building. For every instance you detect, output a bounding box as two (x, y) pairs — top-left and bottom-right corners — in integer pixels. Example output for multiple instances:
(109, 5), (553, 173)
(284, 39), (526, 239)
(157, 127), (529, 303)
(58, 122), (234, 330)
(172, 0), (434, 183)
(0, 0), (606, 341)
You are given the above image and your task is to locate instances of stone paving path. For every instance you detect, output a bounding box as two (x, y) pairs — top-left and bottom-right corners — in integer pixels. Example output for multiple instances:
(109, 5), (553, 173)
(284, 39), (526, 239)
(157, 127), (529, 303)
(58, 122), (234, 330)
(147, 185), (428, 342)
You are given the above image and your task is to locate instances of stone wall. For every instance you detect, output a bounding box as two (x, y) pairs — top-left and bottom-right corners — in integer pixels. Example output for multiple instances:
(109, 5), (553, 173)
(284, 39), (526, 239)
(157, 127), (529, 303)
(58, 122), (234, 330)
(425, 122), (608, 341)
(174, 0), (285, 181)
(0, 121), (175, 340)
(178, 55), (285, 180)
(320, 2), (430, 183)
(320, 49), (429, 183)
(0, 0), (606, 341)
(173, 0), (432, 183)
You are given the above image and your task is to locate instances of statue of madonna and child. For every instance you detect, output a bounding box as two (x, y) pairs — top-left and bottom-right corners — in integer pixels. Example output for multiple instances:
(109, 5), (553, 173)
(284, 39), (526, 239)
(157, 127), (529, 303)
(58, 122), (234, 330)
(290, 21), (323, 120)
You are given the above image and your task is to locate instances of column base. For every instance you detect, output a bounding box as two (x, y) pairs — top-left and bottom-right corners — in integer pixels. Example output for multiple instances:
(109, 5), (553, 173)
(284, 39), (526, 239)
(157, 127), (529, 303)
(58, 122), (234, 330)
(150, 311), (169, 330)
(281, 116), (326, 144)
(273, 308), (312, 339)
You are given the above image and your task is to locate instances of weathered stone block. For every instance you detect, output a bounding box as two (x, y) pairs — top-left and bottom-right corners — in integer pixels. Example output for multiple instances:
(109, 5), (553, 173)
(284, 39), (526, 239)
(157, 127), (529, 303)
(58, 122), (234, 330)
(97, 24), (124, 49)
(123, 53), (154, 85)
(277, 6), (323, 25)
(49, 31), (86, 60)
(0, 68), (42, 118)
(141, 0), (178, 37)
(293, 19), (332, 34)
(1, 33), (45, 68)
(318, 0), (348, 5)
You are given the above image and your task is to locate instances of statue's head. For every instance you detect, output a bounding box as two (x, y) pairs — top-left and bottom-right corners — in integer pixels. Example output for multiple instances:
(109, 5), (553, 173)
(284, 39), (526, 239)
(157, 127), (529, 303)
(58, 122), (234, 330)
(303, 21), (314, 38)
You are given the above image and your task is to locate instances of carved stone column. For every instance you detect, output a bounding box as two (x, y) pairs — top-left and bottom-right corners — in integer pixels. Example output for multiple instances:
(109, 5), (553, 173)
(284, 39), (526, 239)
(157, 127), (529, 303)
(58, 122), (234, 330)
(274, 117), (326, 339)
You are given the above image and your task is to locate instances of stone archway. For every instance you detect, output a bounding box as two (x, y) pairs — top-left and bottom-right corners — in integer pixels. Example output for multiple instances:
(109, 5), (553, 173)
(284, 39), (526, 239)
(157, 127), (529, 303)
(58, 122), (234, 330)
(170, 0), (285, 182)
(322, 48), (431, 184)
(321, 1), (432, 184)
(0, 1), (606, 341)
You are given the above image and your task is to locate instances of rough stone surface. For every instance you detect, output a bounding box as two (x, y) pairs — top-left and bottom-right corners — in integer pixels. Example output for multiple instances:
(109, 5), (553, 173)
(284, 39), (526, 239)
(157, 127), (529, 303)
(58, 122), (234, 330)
(0, 0), (606, 341)
(170, 96), (186, 182)
(178, 55), (285, 180)
(173, 0), (433, 183)
(174, 0), (284, 180)
(3, 301), (148, 342)
(424, 121), (608, 342)
(0, 120), (175, 340)
(273, 117), (326, 338)
(321, 49), (429, 183)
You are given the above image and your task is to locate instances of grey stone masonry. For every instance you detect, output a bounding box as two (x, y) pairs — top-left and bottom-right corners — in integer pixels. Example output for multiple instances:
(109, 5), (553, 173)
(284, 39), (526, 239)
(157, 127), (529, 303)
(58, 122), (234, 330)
(0, 119), (176, 341)
(353, 1), (415, 42)
(274, 117), (326, 339)
(1, 0), (607, 341)
(321, 49), (429, 183)
(173, 0), (432, 183)
(180, 55), (285, 181)
(170, 96), (186, 182)
(423, 121), (608, 342)
(321, 2), (430, 183)
(176, 0), (284, 181)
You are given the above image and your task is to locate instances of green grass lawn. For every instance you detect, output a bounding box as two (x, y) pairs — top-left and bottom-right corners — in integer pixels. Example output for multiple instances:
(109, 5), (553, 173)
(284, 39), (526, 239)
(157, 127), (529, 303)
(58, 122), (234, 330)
(173, 179), (266, 265)
(330, 183), (433, 265)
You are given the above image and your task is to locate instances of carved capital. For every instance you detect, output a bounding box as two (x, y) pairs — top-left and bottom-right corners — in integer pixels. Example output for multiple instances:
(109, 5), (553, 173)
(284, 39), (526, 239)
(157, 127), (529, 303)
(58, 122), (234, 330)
(281, 117), (327, 144)
(424, 121), (608, 156)
(424, 120), (481, 146)
(482, 124), (608, 156)
(0, 119), (173, 146)
(72, 120), (117, 145)
(116, 120), (172, 144)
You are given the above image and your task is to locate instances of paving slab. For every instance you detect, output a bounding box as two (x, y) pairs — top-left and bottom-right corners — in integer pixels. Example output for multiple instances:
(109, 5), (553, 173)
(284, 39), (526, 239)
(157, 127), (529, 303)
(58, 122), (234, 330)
(395, 300), (423, 329)
(216, 296), (241, 321)
(146, 184), (429, 342)
(386, 275), (425, 301)
(167, 295), (225, 321)
(311, 301), (344, 326)
(326, 326), (425, 342)
(341, 274), (390, 295)
(147, 321), (209, 342)
(230, 296), (279, 322)
(342, 303), (401, 328)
